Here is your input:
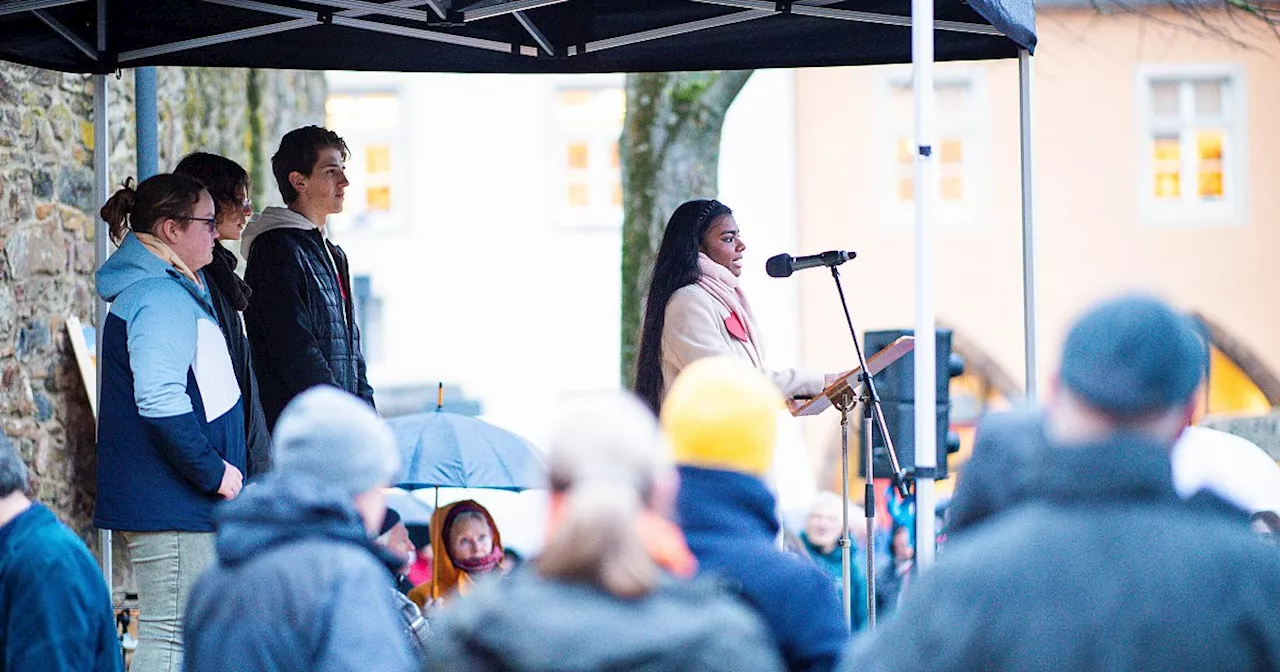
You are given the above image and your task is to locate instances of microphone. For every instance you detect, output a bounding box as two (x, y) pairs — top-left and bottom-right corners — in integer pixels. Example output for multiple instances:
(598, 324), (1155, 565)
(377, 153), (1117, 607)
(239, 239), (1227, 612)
(765, 250), (856, 278)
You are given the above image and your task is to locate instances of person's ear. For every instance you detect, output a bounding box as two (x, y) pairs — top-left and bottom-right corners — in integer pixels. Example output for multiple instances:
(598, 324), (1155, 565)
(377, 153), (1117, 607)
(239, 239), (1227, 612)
(1178, 396), (1198, 432)
(155, 218), (181, 245)
(289, 170), (307, 195)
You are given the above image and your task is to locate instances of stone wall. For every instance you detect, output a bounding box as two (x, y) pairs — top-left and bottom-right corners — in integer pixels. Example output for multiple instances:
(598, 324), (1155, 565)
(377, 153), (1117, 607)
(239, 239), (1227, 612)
(1202, 411), (1280, 461)
(0, 62), (327, 593)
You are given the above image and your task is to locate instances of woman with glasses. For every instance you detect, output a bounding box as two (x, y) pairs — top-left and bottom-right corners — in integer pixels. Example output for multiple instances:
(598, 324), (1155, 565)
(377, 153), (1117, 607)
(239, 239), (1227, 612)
(97, 173), (247, 672)
(175, 153), (271, 480)
(633, 199), (840, 414)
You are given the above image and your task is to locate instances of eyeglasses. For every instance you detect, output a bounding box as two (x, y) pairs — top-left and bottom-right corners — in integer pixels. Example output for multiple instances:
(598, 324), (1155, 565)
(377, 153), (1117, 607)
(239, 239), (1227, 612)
(177, 216), (219, 233)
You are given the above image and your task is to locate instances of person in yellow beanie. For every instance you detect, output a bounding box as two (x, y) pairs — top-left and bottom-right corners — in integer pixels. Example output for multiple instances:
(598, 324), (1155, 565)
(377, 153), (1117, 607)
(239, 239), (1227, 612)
(663, 355), (782, 477)
(667, 357), (849, 672)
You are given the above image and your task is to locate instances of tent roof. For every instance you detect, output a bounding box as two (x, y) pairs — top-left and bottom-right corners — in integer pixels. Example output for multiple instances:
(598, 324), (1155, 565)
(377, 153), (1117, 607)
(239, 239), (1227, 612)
(1, 0), (1035, 75)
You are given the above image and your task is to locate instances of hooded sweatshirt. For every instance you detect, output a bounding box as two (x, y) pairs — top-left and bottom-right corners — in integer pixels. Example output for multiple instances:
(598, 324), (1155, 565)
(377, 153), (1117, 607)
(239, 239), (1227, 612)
(241, 205), (322, 260)
(95, 232), (245, 532)
(183, 473), (416, 672)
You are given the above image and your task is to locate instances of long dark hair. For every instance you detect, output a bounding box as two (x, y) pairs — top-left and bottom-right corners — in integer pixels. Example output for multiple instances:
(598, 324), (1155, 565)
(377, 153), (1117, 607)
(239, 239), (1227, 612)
(174, 152), (249, 222)
(632, 198), (732, 413)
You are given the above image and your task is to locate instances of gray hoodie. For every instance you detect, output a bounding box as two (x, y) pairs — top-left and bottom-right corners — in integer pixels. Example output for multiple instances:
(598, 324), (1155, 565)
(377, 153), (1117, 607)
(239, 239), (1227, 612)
(240, 206), (320, 260)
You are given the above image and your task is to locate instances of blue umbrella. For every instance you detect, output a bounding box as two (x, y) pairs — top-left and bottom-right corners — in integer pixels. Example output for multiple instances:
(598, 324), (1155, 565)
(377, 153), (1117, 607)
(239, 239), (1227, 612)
(383, 488), (436, 526)
(387, 411), (545, 492)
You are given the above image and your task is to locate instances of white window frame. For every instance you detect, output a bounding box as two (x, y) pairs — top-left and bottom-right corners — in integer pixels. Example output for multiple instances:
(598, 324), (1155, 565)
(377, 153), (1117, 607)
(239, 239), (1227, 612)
(549, 81), (625, 230)
(324, 88), (408, 234)
(874, 66), (990, 229)
(1136, 63), (1249, 227)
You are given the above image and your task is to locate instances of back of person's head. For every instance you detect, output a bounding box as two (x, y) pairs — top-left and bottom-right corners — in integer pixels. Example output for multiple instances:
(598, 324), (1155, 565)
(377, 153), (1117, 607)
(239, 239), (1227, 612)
(173, 152), (249, 220)
(539, 392), (672, 599)
(271, 125), (349, 204)
(272, 386), (399, 497)
(1050, 294), (1206, 446)
(634, 199), (734, 413)
(100, 173), (207, 245)
(0, 432), (29, 499)
(809, 491), (843, 516)
(661, 356), (780, 478)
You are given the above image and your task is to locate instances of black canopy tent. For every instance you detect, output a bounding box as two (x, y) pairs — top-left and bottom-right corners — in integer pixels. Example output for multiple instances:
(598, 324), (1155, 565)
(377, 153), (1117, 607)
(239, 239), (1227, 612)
(0, 0), (1037, 627)
(2, 0), (1033, 72)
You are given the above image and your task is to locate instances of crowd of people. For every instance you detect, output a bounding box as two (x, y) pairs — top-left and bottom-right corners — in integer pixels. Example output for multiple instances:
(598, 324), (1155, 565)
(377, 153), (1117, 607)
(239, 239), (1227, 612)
(0, 122), (1278, 671)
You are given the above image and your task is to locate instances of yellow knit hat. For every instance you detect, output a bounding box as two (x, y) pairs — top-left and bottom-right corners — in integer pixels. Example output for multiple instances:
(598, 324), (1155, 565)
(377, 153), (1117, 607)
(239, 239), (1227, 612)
(661, 357), (782, 477)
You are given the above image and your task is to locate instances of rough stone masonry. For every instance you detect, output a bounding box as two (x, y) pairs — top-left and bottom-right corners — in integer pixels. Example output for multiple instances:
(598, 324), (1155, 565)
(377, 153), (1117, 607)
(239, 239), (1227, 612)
(0, 62), (326, 595)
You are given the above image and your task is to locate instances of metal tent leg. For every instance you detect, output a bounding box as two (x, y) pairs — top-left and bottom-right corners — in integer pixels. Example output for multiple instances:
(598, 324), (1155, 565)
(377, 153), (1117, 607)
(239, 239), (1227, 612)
(1019, 48), (1038, 403)
(910, 0), (937, 572)
(93, 0), (111, 590)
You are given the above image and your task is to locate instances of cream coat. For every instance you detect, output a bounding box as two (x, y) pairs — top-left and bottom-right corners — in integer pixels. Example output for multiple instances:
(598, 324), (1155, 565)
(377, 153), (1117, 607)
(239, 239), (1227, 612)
(660, 284), (824, 403)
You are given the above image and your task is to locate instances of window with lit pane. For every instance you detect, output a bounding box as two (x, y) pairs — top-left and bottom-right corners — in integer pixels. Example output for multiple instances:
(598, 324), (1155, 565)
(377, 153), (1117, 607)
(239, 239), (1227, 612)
(325, 92), (401, 219)
(554, 88), (625, 216)
(1148, 78), (1229, 203)
(892, 82), (971, 208)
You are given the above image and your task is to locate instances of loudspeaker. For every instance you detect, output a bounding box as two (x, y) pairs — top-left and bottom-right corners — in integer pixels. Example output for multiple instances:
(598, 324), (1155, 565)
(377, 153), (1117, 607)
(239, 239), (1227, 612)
(860, 329), (963, 479)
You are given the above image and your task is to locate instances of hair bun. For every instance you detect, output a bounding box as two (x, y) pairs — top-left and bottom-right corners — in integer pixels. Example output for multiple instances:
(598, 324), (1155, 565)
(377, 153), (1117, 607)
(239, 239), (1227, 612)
(101, 177), (139, 244)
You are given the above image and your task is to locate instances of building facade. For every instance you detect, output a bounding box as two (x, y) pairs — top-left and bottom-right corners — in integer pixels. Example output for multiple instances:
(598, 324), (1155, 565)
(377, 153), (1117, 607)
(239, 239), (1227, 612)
(791, 6), (1280, 490)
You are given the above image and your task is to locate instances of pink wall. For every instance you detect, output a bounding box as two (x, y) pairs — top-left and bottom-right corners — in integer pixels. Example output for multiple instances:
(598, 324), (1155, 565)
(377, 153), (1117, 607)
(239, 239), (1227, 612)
(794, 9), (1280, 407)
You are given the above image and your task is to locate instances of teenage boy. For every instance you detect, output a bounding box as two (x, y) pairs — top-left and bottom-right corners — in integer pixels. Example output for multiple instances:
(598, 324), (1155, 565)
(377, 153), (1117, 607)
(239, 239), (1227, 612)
(242, 126), (375, 430)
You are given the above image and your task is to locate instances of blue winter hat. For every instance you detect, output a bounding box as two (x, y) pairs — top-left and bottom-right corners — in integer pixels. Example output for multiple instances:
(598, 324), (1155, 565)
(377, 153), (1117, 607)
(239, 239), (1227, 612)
(1060, 295), (1206, 417)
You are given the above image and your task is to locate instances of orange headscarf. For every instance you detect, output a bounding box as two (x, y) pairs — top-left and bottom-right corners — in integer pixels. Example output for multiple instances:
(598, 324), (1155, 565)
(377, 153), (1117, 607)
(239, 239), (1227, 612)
(408, 500), (503, 608)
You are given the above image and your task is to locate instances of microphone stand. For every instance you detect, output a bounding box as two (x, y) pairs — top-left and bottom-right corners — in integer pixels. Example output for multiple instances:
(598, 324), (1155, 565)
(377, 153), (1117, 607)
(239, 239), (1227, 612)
(827, 264), (910, 630)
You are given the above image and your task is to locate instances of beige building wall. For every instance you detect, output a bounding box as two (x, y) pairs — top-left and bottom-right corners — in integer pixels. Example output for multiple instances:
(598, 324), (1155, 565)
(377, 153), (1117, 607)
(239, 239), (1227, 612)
(793, 9), (1280, 464)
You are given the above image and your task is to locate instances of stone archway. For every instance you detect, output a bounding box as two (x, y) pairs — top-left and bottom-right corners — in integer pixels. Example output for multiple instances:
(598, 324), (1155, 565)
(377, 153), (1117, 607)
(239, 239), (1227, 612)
(948, 328), (1024, 403)
(1192, 312), (1280, 406)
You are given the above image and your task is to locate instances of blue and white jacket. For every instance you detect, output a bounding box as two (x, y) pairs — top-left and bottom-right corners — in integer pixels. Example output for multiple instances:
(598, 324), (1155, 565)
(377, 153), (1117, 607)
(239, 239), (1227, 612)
(94, 232), (246, 532)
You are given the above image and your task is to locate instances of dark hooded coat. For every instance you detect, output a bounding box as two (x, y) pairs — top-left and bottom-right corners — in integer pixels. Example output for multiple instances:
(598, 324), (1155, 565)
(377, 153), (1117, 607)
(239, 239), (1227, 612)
(841, 435), (1280, 672)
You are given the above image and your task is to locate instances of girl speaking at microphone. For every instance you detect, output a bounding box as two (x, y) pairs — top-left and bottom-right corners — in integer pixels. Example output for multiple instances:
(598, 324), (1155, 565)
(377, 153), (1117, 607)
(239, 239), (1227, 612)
(633, 199), (841, 413)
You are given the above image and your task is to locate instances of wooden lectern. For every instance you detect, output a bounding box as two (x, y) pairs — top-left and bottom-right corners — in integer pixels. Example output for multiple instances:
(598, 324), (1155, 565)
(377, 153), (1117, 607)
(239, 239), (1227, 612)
(787, 335), (915, 417)
(783, 334), (913, 633)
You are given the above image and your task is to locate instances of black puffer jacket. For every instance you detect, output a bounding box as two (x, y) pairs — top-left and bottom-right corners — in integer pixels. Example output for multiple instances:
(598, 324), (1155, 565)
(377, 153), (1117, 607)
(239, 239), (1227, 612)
(242, 207), (374, 430)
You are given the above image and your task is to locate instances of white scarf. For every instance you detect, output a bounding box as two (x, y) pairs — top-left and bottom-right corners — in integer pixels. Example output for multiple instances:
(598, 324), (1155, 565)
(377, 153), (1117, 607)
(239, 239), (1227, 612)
(695, 252), (764, 368)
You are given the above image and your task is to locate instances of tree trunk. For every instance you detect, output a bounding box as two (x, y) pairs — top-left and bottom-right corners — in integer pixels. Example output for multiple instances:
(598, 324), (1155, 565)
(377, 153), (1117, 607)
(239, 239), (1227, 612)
(619, 70), (753, 385)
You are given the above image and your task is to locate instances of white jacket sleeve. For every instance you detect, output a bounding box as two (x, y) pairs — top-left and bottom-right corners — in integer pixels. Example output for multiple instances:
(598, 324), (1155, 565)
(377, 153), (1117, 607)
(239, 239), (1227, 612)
(766, 366), (825, 401)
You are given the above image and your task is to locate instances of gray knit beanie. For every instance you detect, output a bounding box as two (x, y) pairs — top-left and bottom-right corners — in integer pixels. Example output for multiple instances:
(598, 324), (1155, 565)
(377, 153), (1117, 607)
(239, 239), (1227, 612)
(272, 386), (400, 495)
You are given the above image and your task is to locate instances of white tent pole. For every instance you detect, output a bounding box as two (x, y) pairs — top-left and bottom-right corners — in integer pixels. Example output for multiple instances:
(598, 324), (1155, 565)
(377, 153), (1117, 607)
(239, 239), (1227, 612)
(93, 0), (111, 587)
(911, 0), (937, 571)
(1019, 48), (1038, 402)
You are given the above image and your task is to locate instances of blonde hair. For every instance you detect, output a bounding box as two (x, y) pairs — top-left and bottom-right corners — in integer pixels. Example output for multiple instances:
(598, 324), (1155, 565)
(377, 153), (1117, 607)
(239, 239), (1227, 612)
(537, 392), (672, 599)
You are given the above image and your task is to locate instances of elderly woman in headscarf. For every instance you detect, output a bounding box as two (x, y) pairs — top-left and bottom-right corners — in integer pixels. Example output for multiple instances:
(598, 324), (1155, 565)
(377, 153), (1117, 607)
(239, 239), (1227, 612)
(408, 500), (503, 608)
